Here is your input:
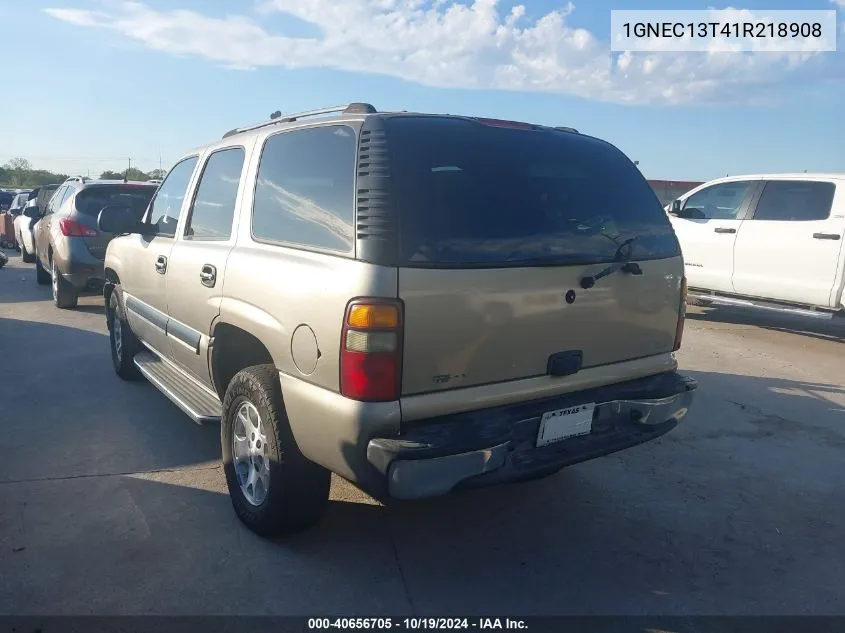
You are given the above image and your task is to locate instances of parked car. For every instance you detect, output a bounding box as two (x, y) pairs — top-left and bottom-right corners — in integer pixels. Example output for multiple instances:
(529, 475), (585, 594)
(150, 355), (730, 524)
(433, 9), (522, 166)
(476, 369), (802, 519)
(33, 176), (157, 308)
(0, 191), (32, 248)
(15, 199), (42, 263)
(668, 173), (845, 318)
(98, 102), (697, 537)
(14, 185), (60, 263)
(0, 190), (14, 212)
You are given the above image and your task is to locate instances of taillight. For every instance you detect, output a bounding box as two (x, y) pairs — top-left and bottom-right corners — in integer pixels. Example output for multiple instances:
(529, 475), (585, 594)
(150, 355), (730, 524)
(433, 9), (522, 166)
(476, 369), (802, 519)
(59, 218), (98, 237)
(673, 277), (687, 351)
(340, 299), (403, 402)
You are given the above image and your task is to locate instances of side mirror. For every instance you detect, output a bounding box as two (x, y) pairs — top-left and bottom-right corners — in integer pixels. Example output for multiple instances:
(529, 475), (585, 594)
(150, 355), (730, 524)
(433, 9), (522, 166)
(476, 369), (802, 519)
(98, 205), (140, 234)
(23, 206), (41, 219)
(669, 199), (682, 216)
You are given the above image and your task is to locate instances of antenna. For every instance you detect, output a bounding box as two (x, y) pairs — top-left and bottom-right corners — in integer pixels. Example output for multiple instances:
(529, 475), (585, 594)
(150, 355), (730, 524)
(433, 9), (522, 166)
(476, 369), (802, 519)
(126, 158), (131, 183)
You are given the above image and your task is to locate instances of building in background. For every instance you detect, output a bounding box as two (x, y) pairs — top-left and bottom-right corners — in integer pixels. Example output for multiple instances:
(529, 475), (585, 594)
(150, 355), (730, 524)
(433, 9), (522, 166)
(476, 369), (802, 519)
(648, 180), (704, 207)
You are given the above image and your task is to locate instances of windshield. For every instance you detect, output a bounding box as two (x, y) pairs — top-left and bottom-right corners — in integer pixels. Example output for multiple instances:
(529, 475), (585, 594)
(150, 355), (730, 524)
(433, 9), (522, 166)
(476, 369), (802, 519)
(385, 117), (680, 268)
(75, 184), (156, 219)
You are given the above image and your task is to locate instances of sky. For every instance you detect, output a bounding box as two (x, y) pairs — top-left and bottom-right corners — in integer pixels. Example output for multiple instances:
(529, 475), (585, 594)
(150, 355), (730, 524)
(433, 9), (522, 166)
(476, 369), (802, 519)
(1, 0), (844, 181)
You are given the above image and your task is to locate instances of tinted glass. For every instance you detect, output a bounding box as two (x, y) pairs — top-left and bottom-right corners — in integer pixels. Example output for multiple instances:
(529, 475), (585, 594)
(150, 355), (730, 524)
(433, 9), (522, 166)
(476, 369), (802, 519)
(385, 117), (678, 267)
(75, 185), (156, 219)
(682, 182), (752, 220)
(145, 157), (199, 237)
(185, 148), (245, 240)
(252, 125), (355, 252)
(47, 186), (69, 214)
(35, 185), (59, 210)
(753, 181), (835, 221)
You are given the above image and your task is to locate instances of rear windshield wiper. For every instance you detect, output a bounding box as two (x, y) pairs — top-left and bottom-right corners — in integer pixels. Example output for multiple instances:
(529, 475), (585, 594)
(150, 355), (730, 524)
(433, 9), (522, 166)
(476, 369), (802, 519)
(579, 236), (643, 289)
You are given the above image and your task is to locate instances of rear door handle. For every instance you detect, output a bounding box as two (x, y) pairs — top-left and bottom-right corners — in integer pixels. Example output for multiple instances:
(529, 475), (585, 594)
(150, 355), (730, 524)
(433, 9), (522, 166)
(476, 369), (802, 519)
(714, 227), (736, 234)
(200, 264), (217, 288)
(813, 233), (841, 240)
(155, 255), (167, 274)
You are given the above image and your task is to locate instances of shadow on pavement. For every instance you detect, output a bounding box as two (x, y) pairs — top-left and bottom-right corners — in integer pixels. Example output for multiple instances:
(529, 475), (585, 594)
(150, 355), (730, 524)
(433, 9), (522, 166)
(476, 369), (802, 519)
(70, 303), (106, 315)
(0, 317), (221, 480)
(687, 305), (845, 344)
(1, 317), (844, 615)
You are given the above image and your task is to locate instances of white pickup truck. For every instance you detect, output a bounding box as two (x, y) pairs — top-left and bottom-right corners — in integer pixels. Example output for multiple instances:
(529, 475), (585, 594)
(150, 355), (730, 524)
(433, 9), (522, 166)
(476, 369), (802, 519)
(668, 173), (845, 319)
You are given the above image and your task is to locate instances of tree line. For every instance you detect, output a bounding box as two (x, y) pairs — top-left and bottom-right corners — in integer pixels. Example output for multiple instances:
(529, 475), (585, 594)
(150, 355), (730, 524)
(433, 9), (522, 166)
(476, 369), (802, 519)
(0, 158), (166, 188)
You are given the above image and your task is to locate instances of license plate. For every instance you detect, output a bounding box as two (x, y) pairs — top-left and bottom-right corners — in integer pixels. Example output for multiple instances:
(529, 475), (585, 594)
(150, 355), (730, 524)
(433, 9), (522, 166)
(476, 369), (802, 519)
(536, 402), (596, 447)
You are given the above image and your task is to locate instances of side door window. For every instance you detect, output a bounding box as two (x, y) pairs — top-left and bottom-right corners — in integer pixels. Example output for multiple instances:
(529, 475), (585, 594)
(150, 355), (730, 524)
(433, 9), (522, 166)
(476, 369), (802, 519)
(183, 147), (245, 241)
(143, 157), (199, 237)
(252, 124), (356, 253)
(750, 181), (836, 222)
(683, 181), (754, 220)
(45, 186), (67, 215)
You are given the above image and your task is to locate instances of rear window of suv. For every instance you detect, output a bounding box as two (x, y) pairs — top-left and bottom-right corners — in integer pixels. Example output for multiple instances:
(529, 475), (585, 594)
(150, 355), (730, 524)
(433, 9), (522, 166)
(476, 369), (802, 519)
(384, 117), (680, 268)
(75, 185), (156, 218)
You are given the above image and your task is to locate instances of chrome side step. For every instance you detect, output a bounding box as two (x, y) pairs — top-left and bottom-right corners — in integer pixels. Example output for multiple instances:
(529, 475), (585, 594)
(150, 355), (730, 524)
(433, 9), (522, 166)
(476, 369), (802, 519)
(134, 350), (222, 424)
(689, 291), (835, 320)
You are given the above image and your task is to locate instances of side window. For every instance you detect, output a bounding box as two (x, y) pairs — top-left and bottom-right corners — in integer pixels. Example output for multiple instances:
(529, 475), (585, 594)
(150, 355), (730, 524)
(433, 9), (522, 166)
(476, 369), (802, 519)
(184, 147), (245, 241)
(145, 156), (199, 237)
(46, 186), (68, 215)
(752, 181), (836, 222)
(252, 125), (355, 253)
(683, 181), (753, 220)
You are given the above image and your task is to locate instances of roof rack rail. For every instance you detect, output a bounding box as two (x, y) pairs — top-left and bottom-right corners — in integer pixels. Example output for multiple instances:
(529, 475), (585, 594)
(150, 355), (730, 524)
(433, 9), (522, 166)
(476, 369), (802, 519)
(223, 103), (377, 139)
(554, 126), (579, 134)
(64, 175), (90, 183)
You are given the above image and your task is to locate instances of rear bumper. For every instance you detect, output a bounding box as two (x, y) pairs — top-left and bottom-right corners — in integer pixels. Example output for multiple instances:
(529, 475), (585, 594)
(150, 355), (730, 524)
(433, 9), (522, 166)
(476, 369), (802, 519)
(367, 371), (697, 500)
(53, 238), (105, 291)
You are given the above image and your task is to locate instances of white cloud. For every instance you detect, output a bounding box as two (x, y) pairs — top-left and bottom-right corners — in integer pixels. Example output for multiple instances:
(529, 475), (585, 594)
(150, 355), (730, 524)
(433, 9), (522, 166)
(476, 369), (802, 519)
(44, 0), (843, 106)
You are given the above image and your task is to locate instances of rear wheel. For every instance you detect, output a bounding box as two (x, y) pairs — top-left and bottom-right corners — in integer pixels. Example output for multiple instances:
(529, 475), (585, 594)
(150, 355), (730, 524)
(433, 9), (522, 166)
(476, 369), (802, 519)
(52, 259), (78, 309)
(108, 287), (141, 380)
(34, 252), (50, 285)
(222, 364), (330, 538)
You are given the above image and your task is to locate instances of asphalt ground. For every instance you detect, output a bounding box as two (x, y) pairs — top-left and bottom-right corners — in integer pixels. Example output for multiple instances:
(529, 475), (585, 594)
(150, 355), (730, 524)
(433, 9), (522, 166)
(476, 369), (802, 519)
(1, 248), (843, 616)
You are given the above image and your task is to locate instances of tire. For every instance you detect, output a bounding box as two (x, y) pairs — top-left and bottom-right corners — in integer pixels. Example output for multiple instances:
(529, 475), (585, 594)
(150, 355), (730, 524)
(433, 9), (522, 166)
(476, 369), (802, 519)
(34, 252), (50, 285)
(222, 364), (330, 538)
(107, 286), (141, 380)
(52, 259), (78, 309)
(20, 238), (35, 264)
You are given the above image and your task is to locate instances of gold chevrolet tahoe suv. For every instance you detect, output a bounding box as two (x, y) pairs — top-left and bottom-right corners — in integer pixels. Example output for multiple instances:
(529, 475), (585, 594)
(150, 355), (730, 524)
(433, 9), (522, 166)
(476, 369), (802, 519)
(98, 103), (697, 537)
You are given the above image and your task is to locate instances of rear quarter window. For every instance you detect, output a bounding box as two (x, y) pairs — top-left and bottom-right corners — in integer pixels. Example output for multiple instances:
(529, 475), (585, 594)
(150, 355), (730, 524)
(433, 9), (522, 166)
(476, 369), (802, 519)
(384, 117), (679, 268)
(252, 125), (356, 253)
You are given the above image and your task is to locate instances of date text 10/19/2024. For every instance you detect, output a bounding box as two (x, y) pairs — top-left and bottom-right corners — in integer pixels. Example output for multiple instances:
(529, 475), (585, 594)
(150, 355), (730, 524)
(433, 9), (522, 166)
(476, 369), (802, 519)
(308, 618), (529, 630)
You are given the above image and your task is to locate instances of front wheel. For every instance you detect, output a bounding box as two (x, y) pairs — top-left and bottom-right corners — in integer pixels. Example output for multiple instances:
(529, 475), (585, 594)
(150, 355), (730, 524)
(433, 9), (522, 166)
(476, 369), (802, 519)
(108, 287), (141, 380)
(52, 259), (78, 309)
(222, 364), (330, 538)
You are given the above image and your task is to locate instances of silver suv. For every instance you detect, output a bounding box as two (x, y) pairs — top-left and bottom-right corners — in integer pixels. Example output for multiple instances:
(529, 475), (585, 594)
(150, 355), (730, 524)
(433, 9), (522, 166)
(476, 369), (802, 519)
(99, 103), (697, 537)
(33, 177), (157, 308)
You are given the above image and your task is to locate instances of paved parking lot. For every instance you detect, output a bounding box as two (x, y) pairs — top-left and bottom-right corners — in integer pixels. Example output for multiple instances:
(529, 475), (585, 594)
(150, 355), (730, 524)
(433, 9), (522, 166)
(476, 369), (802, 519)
(1, 248), (844, 616)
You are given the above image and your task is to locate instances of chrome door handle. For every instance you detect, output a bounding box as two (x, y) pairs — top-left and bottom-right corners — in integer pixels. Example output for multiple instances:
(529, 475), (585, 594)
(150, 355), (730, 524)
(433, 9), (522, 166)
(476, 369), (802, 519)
(155, 255), (167, 274)
(200, 264), (217, 288)
(713, 227), (736, 234)
(813, 233), (841, 240)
